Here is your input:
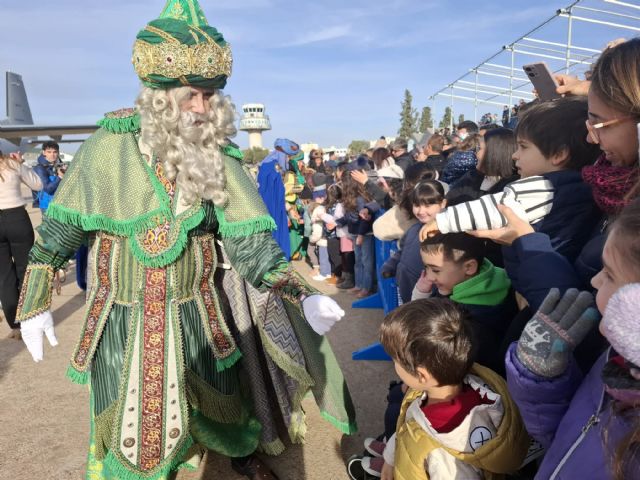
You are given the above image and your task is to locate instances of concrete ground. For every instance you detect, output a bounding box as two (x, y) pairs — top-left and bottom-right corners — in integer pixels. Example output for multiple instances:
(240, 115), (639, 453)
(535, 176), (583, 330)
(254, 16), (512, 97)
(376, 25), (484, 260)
(0, 196), (395, 480)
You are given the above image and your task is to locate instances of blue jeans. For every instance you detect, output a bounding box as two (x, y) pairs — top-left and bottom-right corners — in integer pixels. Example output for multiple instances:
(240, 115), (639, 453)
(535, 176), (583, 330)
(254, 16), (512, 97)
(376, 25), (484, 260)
(354, 234), (375, 291)
(318, 245), (331, 276)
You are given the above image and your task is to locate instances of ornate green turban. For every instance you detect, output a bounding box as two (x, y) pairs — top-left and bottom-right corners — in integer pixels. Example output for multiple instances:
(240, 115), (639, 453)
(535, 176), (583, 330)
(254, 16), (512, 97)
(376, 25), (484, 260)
(132, 0), (232, 90)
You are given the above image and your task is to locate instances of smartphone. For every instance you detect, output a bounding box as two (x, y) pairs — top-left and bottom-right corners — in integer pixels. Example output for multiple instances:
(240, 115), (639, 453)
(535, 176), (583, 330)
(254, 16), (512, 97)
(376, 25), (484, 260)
(523, 62), (561, 102)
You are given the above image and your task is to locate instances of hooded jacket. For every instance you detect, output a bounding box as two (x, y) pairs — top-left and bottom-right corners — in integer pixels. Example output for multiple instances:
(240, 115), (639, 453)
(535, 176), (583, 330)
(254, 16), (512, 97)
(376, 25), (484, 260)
(385, 364), (529, 480)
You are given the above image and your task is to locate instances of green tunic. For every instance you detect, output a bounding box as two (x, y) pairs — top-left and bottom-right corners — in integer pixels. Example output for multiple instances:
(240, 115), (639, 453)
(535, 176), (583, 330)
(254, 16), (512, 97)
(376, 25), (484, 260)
(17, 109), (356, 480)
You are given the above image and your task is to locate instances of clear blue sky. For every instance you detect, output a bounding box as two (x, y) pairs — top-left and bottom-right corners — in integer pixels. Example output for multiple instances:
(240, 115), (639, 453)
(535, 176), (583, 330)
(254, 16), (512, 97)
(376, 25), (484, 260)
(1, 0), (635, 150)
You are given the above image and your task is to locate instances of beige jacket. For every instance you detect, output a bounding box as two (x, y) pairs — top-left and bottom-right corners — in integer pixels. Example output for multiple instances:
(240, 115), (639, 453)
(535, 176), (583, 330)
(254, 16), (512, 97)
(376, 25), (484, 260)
(372, 205), (417, 241)
(0, 160), (42, 209)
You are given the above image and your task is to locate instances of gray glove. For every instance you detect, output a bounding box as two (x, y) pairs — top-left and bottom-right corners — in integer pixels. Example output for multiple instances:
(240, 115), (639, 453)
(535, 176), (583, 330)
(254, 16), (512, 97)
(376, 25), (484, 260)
(516, 288), (600, 378)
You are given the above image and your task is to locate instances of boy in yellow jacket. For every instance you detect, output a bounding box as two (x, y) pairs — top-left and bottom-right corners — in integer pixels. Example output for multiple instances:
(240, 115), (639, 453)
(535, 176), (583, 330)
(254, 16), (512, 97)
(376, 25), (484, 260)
(374, 298), (529, 479)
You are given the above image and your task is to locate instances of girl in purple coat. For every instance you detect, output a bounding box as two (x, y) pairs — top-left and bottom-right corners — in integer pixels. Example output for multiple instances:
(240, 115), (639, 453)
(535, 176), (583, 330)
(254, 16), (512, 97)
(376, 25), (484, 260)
(506, 199), (640, 479)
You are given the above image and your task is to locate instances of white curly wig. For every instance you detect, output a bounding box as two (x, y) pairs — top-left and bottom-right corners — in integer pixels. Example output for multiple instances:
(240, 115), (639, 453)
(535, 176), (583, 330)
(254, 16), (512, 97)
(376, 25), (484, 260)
(135, 86), (237, 207)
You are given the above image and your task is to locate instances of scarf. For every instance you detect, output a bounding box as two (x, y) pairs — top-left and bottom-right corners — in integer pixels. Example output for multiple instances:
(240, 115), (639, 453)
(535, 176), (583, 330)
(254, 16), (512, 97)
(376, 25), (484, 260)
(582, 154), (639, 215)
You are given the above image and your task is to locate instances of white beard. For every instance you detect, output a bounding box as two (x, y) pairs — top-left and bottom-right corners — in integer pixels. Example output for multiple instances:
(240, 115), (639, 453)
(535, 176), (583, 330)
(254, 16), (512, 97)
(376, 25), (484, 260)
(160, 111), (224, 205)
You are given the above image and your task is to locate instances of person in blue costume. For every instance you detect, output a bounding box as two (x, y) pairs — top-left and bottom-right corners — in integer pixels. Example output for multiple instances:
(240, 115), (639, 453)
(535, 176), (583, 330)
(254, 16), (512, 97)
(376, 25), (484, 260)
(257, 138), (301, 259)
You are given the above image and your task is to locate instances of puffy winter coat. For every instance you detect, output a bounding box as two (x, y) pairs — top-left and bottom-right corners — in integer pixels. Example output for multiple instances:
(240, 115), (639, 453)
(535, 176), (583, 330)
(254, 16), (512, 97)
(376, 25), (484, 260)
(506, 345), (638, 479)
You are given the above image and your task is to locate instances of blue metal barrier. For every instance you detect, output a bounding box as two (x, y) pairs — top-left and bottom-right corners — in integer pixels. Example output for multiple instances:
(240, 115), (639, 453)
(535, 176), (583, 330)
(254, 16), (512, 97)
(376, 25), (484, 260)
(352, 236), (400, 314)
(351, 212), (401, 361)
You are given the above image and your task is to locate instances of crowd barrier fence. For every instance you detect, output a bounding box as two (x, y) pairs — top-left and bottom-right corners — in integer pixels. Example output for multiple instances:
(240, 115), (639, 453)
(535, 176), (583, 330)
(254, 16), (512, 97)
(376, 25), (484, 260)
(351, 213), (400, 361)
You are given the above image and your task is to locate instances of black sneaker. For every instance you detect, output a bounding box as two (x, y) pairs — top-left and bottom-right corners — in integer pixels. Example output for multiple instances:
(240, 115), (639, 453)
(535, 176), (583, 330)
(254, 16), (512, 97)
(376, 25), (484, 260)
(347, 455), (379, 480)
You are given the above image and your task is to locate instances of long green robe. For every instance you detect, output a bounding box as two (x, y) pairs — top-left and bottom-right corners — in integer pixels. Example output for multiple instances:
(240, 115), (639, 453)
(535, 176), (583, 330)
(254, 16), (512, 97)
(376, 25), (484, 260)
(16, 109), (356, 480)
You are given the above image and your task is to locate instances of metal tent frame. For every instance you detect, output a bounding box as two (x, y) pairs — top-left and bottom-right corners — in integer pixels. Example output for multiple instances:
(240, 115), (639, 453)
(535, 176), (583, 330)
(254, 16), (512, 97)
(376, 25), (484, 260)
(428, 0), (640, 128)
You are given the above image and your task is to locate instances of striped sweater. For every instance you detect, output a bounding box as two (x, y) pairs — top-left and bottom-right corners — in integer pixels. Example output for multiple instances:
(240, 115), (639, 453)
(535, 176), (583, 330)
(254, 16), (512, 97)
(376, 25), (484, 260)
(436, 176), (554, 233)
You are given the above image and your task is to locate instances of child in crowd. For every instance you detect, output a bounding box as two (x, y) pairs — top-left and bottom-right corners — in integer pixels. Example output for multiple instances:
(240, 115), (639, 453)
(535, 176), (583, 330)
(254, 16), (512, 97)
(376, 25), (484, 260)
(307, 175), (331, 281)
(413, 232), (517, 373)
(381, 180), (447, 303)
(507, 199), (640, 479)
(324, 183), (346, 285)
(308, 202), (331, 281)
(425, 97), (601, 263)
(446, 127), (519, 268)
(354, 298), (529, 479)
(330, 183), (357, 290)
(337, 169), (379, 298)
(373, 163), (437, 242)
(446, 127), (518, 203)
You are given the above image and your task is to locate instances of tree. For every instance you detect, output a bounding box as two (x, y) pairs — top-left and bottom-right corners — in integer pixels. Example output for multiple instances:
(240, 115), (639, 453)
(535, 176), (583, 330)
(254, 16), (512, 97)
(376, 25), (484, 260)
(398, 89), (418, 139)
(242, 146), (270, 164)
(348, 140), (370, 155)
(458, 114), (465, 125)
(438, 107), (453, 130)
(418, 106), (433, 133)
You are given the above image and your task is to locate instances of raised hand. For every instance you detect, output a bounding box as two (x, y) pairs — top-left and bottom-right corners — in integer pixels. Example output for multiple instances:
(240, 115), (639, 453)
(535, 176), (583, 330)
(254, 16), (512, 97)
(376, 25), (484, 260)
(516, 288), (600, 378)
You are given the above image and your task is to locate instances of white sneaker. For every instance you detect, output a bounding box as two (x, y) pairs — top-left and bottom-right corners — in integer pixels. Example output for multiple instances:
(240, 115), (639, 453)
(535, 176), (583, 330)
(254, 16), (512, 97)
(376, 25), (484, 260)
(312, 274), (331, 281)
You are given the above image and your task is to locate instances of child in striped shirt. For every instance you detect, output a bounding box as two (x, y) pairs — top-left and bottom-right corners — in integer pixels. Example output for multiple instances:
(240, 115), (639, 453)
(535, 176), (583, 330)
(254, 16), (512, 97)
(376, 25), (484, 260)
(428, 98), (602, 262)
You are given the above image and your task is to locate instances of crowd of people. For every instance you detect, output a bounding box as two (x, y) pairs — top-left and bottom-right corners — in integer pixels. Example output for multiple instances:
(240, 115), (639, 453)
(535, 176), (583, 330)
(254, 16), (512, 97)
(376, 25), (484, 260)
(1, 4), (640, 477)
(255, 37), (640, 480)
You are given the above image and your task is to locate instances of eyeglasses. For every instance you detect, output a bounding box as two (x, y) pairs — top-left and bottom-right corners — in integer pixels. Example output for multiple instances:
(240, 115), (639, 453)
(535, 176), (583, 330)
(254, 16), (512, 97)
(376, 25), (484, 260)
(585, 117), (634, 144)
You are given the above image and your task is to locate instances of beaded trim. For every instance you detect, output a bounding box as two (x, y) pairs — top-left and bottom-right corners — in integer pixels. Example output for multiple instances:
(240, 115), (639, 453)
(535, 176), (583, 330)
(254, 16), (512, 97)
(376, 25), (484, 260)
(139, 267), (168, 470)
(70, 236), (119, 372)
(132, 38), (232, 80)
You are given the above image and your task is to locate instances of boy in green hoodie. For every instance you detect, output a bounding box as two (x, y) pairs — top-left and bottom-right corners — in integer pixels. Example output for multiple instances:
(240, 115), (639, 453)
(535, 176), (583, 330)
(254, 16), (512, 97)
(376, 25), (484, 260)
(412, 232), (517, 374)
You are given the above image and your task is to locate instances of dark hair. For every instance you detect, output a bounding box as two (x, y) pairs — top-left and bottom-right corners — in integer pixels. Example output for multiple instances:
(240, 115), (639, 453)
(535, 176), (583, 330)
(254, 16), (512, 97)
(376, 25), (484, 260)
(411, 180), (445, 208)
(479, 123), (500, 132)
(326, 183), (342, 209)
(42, 141), (59, 151)
(399, 163), (437, 216)
(341, 172), (371, 212)
(482, 128), (517, 178)
(427, 134), (444, 153)
(371, 147), (391, 169)
(515, 97), (601, 171)
(379, 298), (476, 386)
(457, 120), (479, 134)
(336, 161), (348, 174)
(421, 232), (486, 268)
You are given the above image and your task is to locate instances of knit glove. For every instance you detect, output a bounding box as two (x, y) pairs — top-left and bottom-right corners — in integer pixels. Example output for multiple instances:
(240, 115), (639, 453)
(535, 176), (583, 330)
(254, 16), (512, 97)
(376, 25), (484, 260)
(21, 310), (58, 362)
(516, 288), (600, 378)
(302, 295), (345, 335)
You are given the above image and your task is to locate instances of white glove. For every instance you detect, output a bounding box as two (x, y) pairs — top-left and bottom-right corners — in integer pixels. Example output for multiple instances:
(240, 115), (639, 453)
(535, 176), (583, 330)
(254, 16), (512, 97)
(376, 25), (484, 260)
(302, 295), (345, 335)
(21, 310), (58, 362)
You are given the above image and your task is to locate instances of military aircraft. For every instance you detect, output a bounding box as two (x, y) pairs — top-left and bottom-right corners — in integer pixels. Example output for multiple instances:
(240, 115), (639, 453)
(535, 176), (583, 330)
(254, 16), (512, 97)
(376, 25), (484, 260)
(0, 71), (98, 155)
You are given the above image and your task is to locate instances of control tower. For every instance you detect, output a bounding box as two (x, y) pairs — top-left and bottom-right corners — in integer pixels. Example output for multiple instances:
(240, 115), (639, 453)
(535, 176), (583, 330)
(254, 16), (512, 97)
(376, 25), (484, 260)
(239, 103), (271, 149)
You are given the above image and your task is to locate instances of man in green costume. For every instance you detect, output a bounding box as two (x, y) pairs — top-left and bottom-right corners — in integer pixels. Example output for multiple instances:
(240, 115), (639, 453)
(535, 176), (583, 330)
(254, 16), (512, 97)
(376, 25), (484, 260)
(15, 1), (356, 479)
